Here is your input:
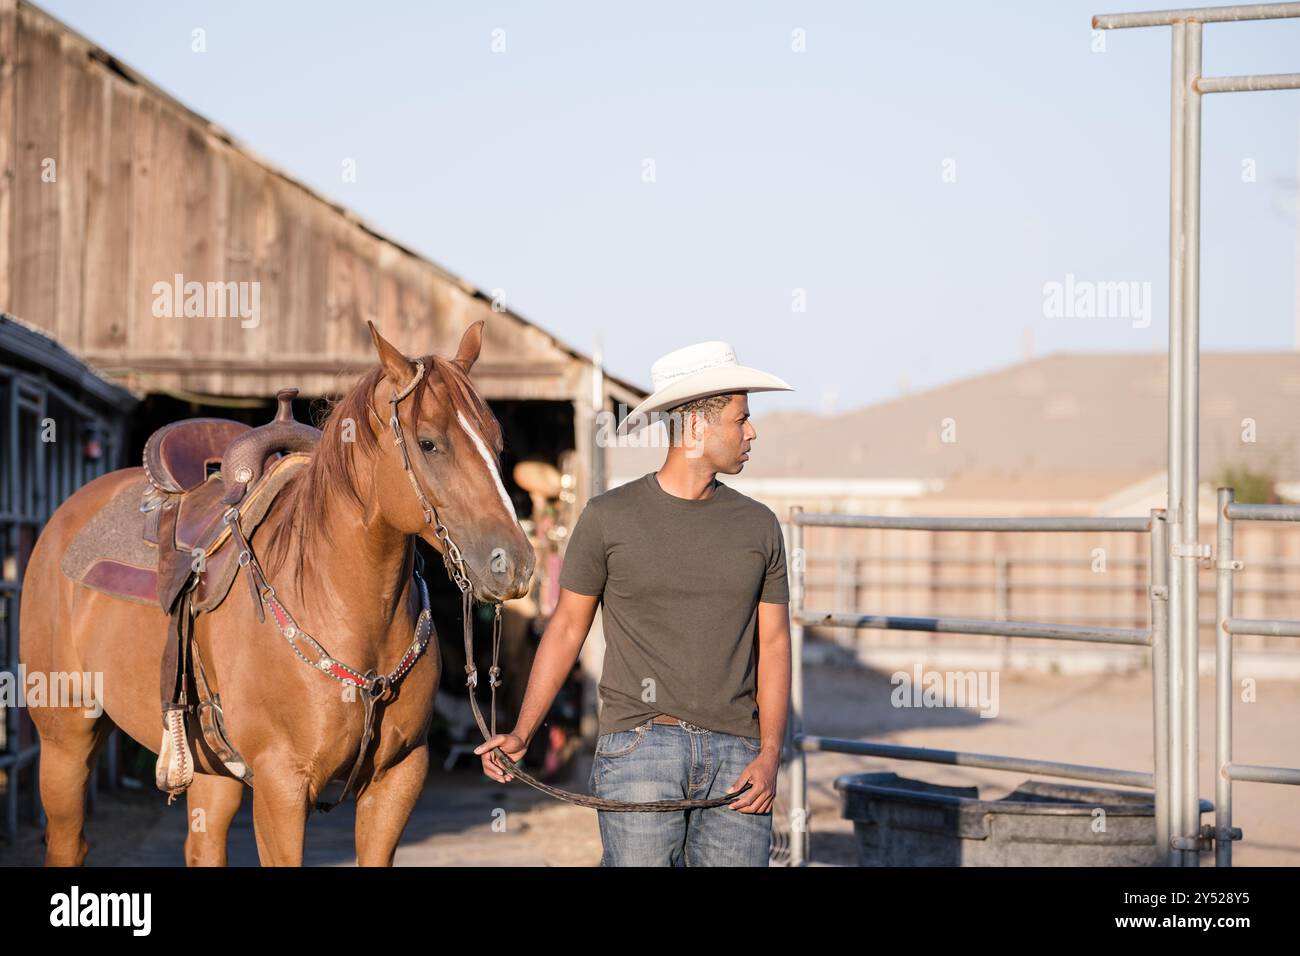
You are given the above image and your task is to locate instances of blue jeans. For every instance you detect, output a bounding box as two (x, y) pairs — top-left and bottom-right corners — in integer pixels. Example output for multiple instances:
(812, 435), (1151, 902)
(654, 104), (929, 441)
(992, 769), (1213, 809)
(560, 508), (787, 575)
(590, 717), (772, 866)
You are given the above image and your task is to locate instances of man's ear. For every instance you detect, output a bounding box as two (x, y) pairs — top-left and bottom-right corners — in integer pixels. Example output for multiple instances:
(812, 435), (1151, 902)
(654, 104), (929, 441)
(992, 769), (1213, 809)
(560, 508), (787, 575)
(368, 321), (416, 385)
(453, 319), (485, 374)
(688, 409), (706, 444)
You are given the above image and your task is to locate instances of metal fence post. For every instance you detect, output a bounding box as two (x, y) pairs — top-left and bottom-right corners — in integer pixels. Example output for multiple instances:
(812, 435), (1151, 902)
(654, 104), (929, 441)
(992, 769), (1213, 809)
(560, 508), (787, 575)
(1178, 17), (1204, 867)
(1215, 487), (1236, 867)
(788, 506), (807, 866)
(1165, 17), (1189, 868)
(995, 552), (1010, 670)
(1150, 509), (1174, 864)
(835, 554), (855, 649)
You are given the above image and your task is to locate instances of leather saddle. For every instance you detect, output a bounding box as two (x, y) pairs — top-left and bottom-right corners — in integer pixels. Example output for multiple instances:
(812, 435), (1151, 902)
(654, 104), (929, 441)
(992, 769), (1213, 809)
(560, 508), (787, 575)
(143, 418), (250, 495)
(142, 389), (319, 615)
(62, 387), (321, 798)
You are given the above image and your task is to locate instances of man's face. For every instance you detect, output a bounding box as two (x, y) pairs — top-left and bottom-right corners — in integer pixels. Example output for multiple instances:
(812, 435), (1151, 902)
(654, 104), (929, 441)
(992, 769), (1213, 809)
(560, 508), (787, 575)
(689, 393), (756, 474)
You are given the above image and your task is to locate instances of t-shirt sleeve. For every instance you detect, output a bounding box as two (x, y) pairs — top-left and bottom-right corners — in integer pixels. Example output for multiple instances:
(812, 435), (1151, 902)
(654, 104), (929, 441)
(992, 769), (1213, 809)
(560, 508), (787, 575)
(559, 499), (607, 597)
(760, 511), (790, 604)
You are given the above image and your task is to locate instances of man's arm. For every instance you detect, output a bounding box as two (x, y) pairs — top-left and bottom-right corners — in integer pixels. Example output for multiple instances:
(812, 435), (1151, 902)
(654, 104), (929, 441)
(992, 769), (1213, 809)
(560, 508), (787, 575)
(754, 599), (791, 757)
(475, 587), (600, 782)
(753, 510), (791, 759)
(726, 599), (790, 813)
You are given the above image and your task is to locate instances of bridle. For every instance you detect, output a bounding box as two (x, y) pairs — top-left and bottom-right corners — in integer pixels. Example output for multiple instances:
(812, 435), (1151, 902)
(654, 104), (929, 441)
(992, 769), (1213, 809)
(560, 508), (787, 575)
(249, 359), (752, 813)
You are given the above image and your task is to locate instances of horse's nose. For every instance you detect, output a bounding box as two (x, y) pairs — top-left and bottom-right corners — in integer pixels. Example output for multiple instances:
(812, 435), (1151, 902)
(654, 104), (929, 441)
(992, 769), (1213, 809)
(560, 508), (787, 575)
(489, 545), (534, 597)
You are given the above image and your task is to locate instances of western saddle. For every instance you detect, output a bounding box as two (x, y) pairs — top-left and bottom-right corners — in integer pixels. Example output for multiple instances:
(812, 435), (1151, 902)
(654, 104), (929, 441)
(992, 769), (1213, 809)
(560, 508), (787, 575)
(142, 388), (320, 797)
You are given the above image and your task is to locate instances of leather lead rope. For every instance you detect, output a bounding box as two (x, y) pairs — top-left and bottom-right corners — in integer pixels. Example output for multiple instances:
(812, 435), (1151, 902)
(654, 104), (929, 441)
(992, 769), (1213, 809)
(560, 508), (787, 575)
(453, 568), (750, 811)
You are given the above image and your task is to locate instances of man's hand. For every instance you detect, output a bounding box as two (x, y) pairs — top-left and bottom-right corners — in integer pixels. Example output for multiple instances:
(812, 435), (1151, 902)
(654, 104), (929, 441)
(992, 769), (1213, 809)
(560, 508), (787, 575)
(474, 733), (528, 783)
(726, 749), (779, 813)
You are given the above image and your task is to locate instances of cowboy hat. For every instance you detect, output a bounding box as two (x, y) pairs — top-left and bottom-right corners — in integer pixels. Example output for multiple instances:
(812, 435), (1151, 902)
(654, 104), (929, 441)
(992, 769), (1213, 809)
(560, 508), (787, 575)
(615, 341), (793, 436)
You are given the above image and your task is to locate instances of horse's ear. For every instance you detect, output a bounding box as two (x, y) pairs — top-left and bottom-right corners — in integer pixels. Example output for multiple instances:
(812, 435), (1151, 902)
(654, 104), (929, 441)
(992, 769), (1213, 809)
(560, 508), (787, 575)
(453, 319), (485, 373)
(368, 321), (416, 385)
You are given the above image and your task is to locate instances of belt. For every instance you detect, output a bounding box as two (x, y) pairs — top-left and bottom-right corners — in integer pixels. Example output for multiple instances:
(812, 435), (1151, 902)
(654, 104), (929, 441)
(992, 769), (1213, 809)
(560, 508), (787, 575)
(650, 714), (694, 727)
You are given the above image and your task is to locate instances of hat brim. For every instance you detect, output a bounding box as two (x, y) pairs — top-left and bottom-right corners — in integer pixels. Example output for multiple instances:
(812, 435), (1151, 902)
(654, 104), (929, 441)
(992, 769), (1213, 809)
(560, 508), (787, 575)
(614, 366), (793, 436)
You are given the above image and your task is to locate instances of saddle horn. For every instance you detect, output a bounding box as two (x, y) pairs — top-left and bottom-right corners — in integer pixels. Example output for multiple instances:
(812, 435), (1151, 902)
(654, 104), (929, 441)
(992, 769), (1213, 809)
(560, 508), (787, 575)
(221, 388), (321, 505)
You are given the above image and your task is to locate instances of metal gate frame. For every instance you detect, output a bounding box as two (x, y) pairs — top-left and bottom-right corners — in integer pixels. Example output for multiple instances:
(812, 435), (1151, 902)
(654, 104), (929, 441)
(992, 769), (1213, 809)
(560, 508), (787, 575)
(785, 509), (1173, 867)
(0, 314), (135, 844)
(783, 3), (1300, 867)
(1213, 488), (1300, 866)
(1093, 2), (1300, 867)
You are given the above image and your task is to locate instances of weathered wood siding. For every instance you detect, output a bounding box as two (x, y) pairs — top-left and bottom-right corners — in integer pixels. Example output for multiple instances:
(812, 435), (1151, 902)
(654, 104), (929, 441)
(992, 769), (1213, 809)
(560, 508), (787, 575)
(0, 1), (641, 405)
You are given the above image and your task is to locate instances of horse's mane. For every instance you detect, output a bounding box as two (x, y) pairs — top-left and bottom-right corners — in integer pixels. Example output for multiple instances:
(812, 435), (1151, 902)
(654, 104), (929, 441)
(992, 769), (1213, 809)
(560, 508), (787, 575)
(260, 355), (503, 595)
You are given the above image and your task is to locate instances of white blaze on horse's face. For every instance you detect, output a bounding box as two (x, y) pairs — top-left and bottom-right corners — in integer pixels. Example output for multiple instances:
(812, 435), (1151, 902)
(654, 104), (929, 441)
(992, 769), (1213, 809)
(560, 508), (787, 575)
(456, 410), (519, 525)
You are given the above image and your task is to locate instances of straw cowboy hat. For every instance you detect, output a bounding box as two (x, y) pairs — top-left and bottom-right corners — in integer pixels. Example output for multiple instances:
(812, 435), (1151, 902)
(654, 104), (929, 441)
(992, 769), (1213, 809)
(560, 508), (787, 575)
(615, 340), (794, 436)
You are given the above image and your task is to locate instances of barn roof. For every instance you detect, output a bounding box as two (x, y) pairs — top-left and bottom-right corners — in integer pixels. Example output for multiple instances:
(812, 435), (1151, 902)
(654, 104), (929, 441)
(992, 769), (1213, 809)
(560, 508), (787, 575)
(1, 0), (647, 406)
(0, 311), (136, 410)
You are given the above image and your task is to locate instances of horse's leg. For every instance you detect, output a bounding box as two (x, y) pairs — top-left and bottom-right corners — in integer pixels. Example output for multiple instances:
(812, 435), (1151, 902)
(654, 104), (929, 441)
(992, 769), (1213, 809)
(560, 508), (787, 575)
(250, 767), (311, 866)
(35, 710), (114, 867)
(184, 774), (245, 866)
(23, 527), (113, 867)
(353, 745), (429, 866)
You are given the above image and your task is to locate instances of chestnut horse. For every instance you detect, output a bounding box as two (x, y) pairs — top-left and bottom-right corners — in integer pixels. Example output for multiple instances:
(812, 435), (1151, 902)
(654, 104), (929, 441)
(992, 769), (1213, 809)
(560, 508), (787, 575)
(19, 321), (534, 865)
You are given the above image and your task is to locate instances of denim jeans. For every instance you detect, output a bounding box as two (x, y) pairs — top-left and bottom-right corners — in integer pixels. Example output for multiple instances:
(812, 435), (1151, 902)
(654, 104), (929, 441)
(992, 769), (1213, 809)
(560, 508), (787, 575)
(589, 717), (772, 866)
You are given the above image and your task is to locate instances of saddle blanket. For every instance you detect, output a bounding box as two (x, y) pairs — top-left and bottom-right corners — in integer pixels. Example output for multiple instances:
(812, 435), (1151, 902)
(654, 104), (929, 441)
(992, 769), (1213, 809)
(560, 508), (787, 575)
(61, 454), (310, 610)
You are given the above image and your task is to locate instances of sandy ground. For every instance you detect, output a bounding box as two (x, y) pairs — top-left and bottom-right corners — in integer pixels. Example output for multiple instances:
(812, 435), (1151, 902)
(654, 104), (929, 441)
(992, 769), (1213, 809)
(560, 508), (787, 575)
(2, 657), (1296, 866)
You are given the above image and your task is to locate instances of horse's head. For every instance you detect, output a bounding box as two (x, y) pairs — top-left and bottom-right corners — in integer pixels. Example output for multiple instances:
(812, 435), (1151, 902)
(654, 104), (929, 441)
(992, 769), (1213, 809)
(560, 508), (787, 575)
(366, 321), (535, 603)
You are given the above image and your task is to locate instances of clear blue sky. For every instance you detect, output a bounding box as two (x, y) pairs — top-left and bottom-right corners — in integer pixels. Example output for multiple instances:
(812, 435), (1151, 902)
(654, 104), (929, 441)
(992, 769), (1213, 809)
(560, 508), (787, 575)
(40, 1), (1300, 416)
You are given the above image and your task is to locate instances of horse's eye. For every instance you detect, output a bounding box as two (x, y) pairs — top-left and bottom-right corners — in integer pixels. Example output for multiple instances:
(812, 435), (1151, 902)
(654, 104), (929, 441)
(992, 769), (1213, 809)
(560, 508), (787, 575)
(419, 439), (438, 454)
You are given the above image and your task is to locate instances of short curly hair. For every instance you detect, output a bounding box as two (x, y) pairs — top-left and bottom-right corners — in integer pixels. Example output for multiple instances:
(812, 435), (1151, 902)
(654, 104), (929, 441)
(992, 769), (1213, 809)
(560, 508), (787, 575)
(664, 392), (738, 446)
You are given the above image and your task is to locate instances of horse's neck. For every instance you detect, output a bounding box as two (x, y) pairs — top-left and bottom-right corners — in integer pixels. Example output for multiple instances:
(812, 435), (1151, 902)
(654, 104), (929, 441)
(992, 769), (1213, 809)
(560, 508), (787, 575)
(270, 490), (418, 665)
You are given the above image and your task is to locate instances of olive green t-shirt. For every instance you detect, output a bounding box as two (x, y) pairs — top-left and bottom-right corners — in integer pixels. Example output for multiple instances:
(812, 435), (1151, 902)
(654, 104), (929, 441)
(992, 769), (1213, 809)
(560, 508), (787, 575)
(559, 471), (789, 737)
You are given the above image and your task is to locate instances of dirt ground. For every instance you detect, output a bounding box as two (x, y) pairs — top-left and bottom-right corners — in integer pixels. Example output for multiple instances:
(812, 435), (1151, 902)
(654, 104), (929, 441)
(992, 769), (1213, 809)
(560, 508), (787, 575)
(2, 658), (1295, 866)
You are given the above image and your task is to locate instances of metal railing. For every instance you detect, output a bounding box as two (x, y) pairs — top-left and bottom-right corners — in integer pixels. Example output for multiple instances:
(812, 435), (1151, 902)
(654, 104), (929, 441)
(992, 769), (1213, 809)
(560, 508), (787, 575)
(1091, 0), (1300, 868)
(1213, 488), (1300, 866)
(0, 361), (130, 843)
(785, 506), (1194, 867)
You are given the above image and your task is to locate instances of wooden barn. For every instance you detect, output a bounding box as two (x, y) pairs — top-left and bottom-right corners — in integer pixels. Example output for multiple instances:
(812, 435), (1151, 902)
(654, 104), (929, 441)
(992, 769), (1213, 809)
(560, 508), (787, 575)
(0, 0), (645, 809)
(0, 0), (642, 475)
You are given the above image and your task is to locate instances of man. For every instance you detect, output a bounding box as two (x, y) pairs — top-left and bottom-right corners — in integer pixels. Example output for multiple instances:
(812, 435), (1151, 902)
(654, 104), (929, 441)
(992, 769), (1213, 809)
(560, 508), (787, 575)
(476, 340), (794, 866)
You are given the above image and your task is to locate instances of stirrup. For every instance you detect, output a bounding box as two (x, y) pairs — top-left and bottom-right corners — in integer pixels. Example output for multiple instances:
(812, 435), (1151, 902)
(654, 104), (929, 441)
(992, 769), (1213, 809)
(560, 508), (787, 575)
(155, 706), (195, 802)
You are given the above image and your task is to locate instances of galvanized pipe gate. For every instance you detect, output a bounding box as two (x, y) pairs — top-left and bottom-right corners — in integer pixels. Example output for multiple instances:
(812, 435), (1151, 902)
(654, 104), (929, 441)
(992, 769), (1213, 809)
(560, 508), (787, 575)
(785, 510), (1175, 867)
(1094, 0), (1300, 867)
(784, 3), (1300, 867)
(1214, 491), (1300, 866)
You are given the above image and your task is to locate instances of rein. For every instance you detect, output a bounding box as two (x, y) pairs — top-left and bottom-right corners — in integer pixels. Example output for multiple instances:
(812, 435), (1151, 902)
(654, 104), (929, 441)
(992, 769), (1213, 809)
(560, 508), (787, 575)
(244, 361), (751, 813)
